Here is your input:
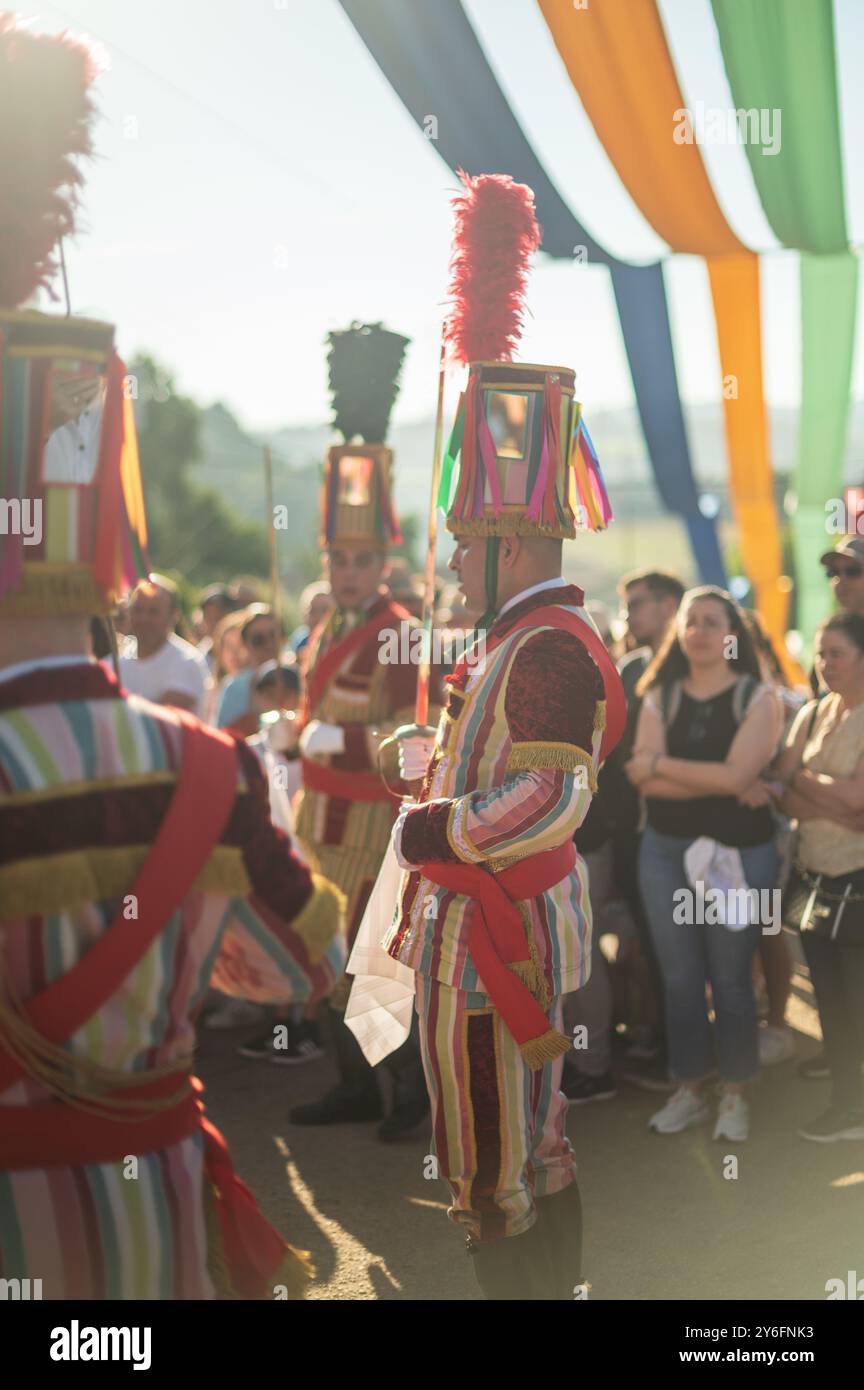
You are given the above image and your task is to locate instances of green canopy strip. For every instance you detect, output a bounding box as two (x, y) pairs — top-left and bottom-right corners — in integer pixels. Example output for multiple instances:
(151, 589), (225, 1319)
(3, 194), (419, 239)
(712, 0), (858, 654)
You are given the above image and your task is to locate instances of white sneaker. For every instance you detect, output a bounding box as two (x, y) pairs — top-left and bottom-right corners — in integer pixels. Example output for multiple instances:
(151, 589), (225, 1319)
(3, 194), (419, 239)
(713, 1092), (749, 1142)
(759, 1025), (795, 1067)
(648, 1086), (710, 1134)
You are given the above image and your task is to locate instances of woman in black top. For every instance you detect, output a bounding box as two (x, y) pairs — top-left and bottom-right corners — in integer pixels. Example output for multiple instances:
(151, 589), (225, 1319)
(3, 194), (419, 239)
(625, 588), (781, 1142)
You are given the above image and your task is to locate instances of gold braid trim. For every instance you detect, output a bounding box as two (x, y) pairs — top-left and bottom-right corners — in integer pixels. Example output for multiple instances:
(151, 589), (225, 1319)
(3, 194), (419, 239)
(0, 953), (193, 1117)
(291, 873), (346, 963)
(445, 800), (481, 866)
(506, 742), (597, 792)
(593, 699), (607, 737)
(444, 514), (576, 540)
(520, 1028), (572, 1071)
(0, 845), (250, 920)
(0, 563), (114, 617)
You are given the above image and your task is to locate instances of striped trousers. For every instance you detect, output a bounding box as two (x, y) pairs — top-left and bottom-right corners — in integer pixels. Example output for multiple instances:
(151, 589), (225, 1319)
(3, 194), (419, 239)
(415, 976), (576, 1243)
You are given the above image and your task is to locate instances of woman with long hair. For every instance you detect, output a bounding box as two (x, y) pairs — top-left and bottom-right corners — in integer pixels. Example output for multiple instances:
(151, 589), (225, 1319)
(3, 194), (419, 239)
(625, 587), (782, 1141)
(769, 612), (864, 1141)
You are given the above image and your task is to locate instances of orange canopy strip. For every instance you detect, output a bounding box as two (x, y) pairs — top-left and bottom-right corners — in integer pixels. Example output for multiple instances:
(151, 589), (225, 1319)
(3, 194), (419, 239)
(538, 0), (743, 255)
(539, 0), (795, 672)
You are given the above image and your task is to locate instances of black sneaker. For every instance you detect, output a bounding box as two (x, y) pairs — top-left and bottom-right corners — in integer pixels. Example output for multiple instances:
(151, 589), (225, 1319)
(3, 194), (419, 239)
(562, 1071), (617, 1105)
(798, 1107), (864, 1142)
(237, 1026), (279, 1060)
(271, 1019), (325, 1066)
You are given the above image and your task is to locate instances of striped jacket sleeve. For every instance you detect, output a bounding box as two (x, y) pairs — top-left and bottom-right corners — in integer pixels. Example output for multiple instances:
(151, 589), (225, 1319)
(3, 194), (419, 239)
(209, 740), (346, 1004)
(399, 629), (603, 866)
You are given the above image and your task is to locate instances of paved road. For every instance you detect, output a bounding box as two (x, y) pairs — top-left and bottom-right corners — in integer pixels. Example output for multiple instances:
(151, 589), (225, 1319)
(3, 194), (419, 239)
(199, 961), (864, 1301)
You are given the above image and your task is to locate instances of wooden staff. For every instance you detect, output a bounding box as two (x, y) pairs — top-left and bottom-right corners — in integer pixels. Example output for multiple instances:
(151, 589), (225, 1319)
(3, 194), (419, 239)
(263, 445), (281, 623)
(414, 331), (447, 727)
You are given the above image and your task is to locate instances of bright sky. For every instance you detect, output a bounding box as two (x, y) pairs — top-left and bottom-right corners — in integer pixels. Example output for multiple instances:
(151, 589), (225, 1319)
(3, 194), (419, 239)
(22, 0), (864, 434)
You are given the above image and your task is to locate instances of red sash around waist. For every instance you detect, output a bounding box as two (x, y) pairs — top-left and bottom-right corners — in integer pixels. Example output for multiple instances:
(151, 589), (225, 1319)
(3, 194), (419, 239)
(0, 712), (308, 1297)
(420, 840), (577, 1070)
(301, 754), (396, 803)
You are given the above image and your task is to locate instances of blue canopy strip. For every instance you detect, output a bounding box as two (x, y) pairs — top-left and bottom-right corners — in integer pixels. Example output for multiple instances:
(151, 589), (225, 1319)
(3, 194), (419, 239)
(338, 0), (726, 585)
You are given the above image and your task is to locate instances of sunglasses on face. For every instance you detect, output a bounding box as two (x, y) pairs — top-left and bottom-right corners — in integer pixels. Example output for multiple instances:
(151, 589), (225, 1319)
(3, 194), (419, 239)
(247, 629), (277, 648)
(826, 565), (863, 580)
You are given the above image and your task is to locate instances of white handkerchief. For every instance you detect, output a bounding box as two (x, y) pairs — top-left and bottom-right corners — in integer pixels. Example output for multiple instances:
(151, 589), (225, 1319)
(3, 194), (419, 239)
(684, 836), (752, 930)
(344, 839), (417, 1064)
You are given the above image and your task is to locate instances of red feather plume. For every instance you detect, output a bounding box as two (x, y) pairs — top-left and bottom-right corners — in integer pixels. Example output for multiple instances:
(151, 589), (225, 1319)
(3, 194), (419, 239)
(444, 170), (541, 366)
(0, 14), (98, 308)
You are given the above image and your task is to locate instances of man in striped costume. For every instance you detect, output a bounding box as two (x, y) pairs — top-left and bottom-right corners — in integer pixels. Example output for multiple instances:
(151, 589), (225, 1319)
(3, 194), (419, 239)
(289, 324), (434, 1135)
(385, 174), (625, 1299)
(0, 19), (344, 1300)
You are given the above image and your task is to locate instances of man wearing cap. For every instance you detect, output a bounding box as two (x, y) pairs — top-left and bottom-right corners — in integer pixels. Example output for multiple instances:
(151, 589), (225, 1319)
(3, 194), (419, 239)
(821, 538), (864, 618)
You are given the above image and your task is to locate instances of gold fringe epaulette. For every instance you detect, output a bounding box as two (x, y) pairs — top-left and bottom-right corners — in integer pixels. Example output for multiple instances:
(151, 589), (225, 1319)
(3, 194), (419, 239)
(291, 873), (346, 963)
(0, 846), (250, 921)
(506, 741), (597, 792)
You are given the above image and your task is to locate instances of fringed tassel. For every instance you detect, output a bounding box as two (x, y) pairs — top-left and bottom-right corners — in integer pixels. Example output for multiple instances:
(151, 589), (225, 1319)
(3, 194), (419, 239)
(520, 1028), (572, 1071)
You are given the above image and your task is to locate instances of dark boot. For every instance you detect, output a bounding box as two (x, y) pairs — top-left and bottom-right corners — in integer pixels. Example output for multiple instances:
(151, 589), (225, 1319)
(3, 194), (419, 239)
(289, 1005), (382, 1125)
(533, 1182), (583, 1299)
(378, 1019), (430, 1142)
(468, 1220), (555, 1301)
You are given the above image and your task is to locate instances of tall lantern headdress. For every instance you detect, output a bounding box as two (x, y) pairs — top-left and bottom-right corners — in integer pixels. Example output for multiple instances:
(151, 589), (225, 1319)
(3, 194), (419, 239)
(436, 172), (612, 622)
(320, 321), (410, 551)
(0, 15), (148, 617)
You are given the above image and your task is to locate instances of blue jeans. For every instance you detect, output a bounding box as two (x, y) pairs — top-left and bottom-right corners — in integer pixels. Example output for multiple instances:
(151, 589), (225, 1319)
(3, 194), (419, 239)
(638, 828), (778, 1084)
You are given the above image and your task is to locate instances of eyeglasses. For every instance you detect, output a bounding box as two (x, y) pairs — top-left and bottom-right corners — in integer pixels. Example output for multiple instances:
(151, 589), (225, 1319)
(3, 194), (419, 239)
(248, 629), (277, 648)
(826, 565), (863, 580)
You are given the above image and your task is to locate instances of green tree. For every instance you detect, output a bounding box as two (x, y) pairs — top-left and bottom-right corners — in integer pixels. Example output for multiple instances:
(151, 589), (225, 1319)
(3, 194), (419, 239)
(130, 354), (267, 584)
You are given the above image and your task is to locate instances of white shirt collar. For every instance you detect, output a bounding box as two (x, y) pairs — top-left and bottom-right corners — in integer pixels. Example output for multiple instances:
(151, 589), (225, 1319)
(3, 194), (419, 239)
(0, 654), (97, 687)
(497, 577), (569, 621)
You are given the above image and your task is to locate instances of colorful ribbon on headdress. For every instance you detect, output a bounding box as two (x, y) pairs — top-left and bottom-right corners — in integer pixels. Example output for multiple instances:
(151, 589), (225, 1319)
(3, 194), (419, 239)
(442, 375), (504, 523)
(92, 352), (149, 596)
(527, 374), (562, 528)
(570, 412), (613, 533)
